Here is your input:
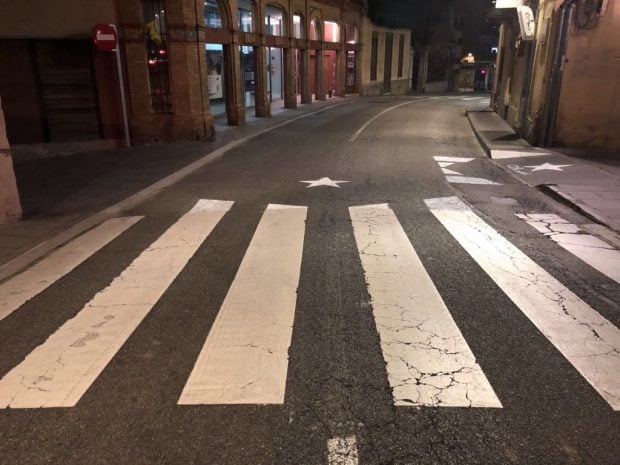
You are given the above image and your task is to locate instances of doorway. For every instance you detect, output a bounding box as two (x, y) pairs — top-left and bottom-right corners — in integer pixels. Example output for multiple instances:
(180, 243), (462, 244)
(383, 33), (393, 94)
(240, 45), (255, 110)
(266, 47), (283, 105)
(323, 50), (337, 98)
(206, 43), (226, 116)
(346, 51), (356, 94)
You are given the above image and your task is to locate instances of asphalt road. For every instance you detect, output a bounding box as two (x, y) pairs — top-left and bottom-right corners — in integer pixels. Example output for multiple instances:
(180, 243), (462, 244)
(0, 96), (618, 465)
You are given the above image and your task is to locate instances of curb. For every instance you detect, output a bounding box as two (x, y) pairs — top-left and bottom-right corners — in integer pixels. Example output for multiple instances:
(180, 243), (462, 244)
(0, 100), (352, 283)
(466, 111), (619, 234)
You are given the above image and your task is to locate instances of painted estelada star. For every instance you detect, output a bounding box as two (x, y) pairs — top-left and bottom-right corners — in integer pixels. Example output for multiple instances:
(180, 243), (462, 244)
(300, 177), (350, 188)
(524, 162), (572, 172)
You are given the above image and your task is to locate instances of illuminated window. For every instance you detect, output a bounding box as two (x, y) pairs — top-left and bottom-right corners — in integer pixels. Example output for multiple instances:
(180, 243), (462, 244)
(204, 0), (223, 28)
(345, 23), (358, 44)
(323, 21), (339, 42)
(264, 5), (285, 36)
(309, 18), (319, 41)
(144, 0), (172, 113)
(237, 0), (254, 32)
(293, 14), (304, 39)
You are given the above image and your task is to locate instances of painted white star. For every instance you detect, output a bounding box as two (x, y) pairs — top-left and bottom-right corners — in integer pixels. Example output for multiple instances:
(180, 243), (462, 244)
(524, 162), (572, 172)
(300, 177), (350, 188)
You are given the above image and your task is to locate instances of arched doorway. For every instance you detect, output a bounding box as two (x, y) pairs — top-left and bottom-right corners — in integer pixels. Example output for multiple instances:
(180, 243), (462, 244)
(264, 4), (286, 110)
(323, 20), (340, 98)
(203, 0), (239, 125)
(309, 18), (321, 101)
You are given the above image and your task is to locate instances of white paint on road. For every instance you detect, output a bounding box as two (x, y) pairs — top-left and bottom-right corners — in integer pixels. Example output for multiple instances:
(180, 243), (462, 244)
(523, 162), (572, 172)
(0, 199), (233, 408)
(433, 156), (474, 163)
(179, 204), (307, 405)
(438, 162), (454, 168)
(349, 203), (502, 408)
(490, 149), (550, 159)
(426, 196), (620, 411)
(445, 176), (501, 185)
(349, 98), (431, 142)
(441, 168), (462, 176)
(516, 213), (620, 284)
(327, 436), (359, 465)
(301, 177), (350, 188)
(0, 216), (143, 322)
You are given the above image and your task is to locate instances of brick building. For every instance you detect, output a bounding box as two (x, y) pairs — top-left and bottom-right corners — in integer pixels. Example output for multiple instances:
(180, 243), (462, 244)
(0, 0), (412, 221)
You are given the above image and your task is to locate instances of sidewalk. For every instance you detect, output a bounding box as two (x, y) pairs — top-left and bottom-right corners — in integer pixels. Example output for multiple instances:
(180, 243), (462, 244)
(468, 110), (620, 233)
(0, 98), (351, 280)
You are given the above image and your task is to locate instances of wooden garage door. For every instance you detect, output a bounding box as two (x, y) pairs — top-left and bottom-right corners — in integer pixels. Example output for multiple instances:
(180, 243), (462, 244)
(34, 40), (102, 142)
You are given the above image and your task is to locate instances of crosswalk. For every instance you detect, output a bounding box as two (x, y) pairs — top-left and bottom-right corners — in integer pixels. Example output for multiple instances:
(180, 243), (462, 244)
(0, 198), (618, 411)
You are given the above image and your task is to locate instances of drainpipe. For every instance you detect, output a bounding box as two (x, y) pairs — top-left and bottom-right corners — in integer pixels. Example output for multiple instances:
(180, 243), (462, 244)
(540, 0), (576, 146)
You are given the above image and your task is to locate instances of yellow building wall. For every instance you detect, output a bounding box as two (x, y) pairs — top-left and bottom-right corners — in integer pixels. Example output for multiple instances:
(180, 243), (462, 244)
(555, 0), (620, 150)
(360, 17), (411, 96)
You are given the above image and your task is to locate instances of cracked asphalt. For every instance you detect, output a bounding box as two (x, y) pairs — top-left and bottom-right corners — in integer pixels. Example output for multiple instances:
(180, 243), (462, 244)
(0, 95), (618, 465)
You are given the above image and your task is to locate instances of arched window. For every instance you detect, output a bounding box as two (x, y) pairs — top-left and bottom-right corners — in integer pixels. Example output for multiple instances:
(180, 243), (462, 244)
(309, 18), (320, 41)
(345, 23), (358, 44)
(237, 0), (255, 32)
(293, 14), (304, 39)
(264, 5), (285, 36)
(324, 21), (340, 43)
(204, 0), (223, 28)
(144, 0), (172, 113)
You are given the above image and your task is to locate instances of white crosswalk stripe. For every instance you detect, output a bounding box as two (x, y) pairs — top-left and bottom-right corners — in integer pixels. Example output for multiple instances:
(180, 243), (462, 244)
(426, 196), (620, 411)
(179, 204), (307, 405)
(516, 213), (620, 284)
(1, 199), (618, 411)
(0, 216), (143, 322)
(350, 204), (501, 408)
(0, 200), (232, 409)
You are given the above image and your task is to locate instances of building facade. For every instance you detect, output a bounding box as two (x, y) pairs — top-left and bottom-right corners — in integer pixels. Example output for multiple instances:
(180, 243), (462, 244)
(492, 0), (619, 151)
(0, 0), (413, 221)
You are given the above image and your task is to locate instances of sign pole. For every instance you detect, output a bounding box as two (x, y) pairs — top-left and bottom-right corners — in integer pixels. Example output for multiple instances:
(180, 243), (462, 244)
(110, 24), (131, 148)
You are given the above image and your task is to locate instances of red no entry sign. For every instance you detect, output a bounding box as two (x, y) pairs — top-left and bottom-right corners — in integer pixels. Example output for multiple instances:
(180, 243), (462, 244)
(92, 23), (117, 52)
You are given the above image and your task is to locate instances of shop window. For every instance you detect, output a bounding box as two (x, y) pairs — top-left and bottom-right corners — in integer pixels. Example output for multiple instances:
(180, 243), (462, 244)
(345, 24), (358, 44)
(237, 0), (254, 32)
(309, 18), (320, 41)
(144, 0), (172, 113)
(293, 14), (304, 39)
(370, 31), (378, 81)
(398, 34), (404, 78)
(324, 21), (339, 43)
(204, 0), (223, 28)
(264, 5), (285, 36)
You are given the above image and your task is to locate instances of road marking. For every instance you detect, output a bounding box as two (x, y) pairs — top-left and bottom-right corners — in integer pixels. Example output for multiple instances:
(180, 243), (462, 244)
(426, 196), (620, 410)
(523, 162), (572, 172)
(349, 204), (501, 408)
(0, 199), (233, 408)
(349, 98), (432, 142)
(179, 204), (307, 405)
(490, 149), (550, 159)
(445, 176), (501, 185)
(301, 177), (350, 188)
(0, 217), (143, 322)
(516, 213), (620, 284)
(433, 156), (475, 163)
(438, 162), (454, 168)
(441, 168), (462, 176)
(327, 436), (359, 465)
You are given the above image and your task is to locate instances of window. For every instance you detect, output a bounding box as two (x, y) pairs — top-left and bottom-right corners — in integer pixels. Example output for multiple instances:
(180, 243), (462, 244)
(309, 18), (319, 41)
(323, 21), (340, 43)
(345, 24), (358, 44)
(370, 31), (378, 81)
(237, 0), (254, 32)
(264, 5), (285, 36)
(293, 14), (303, 39)
(144, 0), (172, 113)
(397, 34), (404, 78)
(204, 0), (223, 28)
